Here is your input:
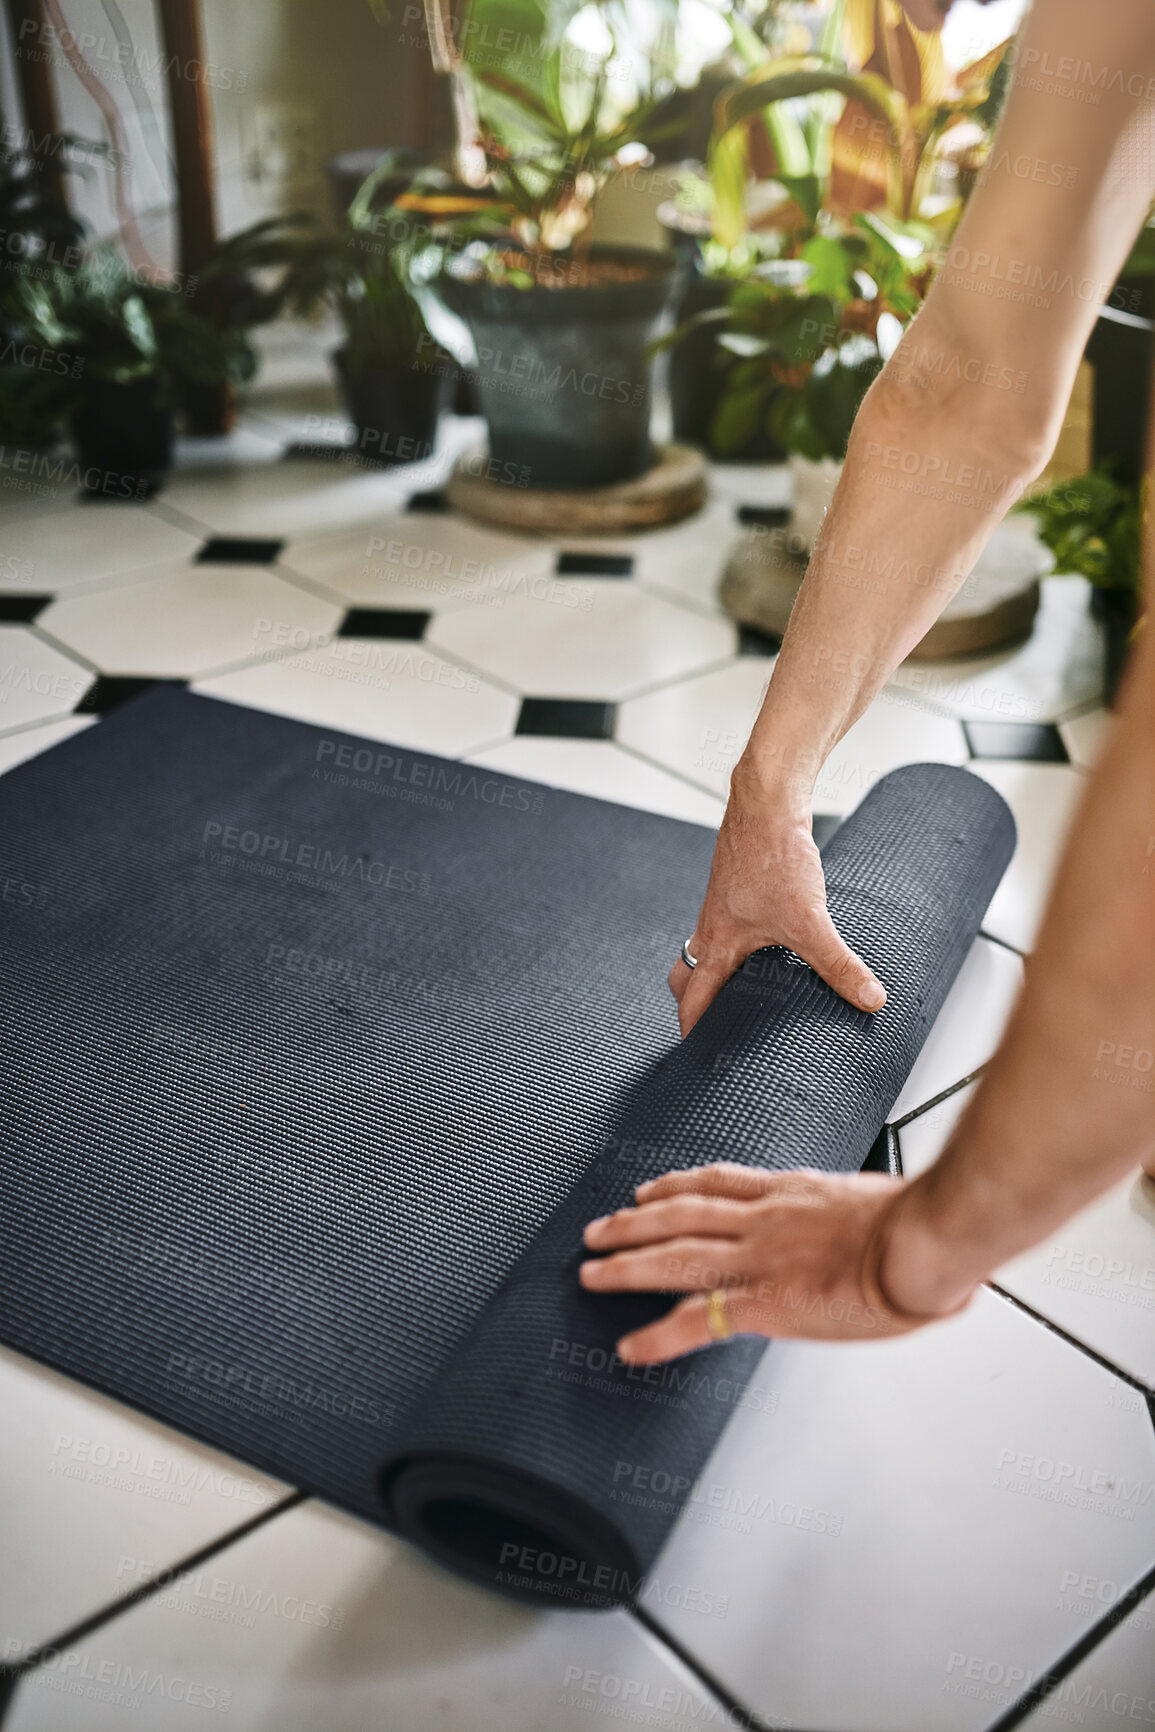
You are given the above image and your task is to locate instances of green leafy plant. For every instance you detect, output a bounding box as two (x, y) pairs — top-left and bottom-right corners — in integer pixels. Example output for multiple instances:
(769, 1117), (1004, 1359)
(34, 252), (258, 407)
(1017, 469), (1143, 594)
(203, 156), (447, 368)
(658, 210), (927, 459)
(393, 0), (690, 266)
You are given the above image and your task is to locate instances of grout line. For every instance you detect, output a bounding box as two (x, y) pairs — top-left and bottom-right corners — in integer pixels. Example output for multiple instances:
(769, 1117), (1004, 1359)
(986, 1283), (1154, 1400)
(978, 927), (1028, 959)
(629, 1604), (792, 1731)
(890, 1066), (987, 1132)
(613, 737), (725, 806)
(0, 1490), (306, 1683)
(981, 1562), (1155, 1732)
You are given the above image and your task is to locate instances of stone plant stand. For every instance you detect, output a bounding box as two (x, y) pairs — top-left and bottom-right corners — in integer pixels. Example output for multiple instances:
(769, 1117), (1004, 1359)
(447, 444), (707, 536)
(720, 518), (1051, 659)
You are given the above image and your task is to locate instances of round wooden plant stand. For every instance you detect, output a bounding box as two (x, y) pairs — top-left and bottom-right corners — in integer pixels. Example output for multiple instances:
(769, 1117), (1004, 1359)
(447, 443), (707, 536)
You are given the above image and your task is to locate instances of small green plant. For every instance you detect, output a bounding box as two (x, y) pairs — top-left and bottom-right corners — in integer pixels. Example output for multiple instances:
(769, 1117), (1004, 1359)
(42, 252), (258, 404)
(1017, 469), (1143, 594)
(203, 155), (446, 368)
(657, 210), (928, 459)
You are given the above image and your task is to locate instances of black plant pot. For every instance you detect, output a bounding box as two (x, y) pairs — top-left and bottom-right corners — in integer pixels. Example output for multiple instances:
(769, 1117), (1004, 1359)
(1090, 586), (1139, 709)
(667, 270), (785, 462)
(333, 348), (453, 465)
(70, 375), (174, 497)
(440, 247), (680, 490)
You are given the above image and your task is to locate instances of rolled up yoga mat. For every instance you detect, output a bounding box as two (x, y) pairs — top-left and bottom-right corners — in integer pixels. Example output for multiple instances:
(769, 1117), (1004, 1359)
(0, 688), (1013, 1608)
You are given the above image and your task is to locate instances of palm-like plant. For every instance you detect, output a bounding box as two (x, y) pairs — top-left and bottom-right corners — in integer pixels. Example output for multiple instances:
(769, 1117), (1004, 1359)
(707, 0), (1011, 248)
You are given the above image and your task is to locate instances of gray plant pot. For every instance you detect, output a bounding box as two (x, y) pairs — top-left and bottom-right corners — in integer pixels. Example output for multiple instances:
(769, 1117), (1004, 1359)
(440, 246), (679, 490)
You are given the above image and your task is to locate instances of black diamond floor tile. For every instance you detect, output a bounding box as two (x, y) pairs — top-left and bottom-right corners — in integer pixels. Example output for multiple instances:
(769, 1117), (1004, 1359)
(738, 624), (782, 657)
(406, 489), (450, 513)
(196, 536), (285, 565)
(339, 608), (430, 642)
(812, 813), (843, 849)
(737, 504), (790, 528)
(556, 552), (633, 578)
(963, 720), (1068, 763)
(0, 595), (51, 622)
(516, 698), (616, 740)
(76, 676), (187, 716)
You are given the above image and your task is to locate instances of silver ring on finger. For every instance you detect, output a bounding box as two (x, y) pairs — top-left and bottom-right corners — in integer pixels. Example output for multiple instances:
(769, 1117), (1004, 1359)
(681, 938), (698, 971)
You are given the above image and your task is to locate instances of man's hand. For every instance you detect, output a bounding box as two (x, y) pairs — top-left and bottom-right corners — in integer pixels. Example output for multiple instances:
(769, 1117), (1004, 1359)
(670, 765), (886, 1037)
(579, 1163), (974, 1363)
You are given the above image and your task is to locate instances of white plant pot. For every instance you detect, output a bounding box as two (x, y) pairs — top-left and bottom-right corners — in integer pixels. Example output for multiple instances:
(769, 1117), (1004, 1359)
(788, 454), (843, 552)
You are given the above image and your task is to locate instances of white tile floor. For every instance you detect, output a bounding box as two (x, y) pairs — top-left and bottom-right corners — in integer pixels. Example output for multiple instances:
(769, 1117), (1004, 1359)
(1, 325), (1150, 1731)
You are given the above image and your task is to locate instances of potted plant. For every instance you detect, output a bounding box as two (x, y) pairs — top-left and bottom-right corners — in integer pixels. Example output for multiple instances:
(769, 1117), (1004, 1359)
(659, 0), (1009, 459)
(0, 116), (87, 451)
(399, 0), (689, 490)
(1017, 469), (1145, 707)
(43, 253), (257, 493)
(205, 156), (457, 464)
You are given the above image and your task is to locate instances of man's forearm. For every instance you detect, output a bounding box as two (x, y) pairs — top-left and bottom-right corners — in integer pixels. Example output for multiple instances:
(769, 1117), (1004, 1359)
(881, 620), (1155, 1315)
(737, 0), (1155, 811)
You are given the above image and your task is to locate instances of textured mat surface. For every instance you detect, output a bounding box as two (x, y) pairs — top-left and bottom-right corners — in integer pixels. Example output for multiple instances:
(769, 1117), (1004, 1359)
(0, 689), (1013, 1606)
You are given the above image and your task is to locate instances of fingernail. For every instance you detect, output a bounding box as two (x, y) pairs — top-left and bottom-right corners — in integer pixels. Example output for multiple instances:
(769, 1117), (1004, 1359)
(585, 1216), (608, 1234)
(635, 1181), (653, 1198)
(616, 1338), (635, 1362)
(860, 979), (886, 1011)
(579, 1260), (600, 1283)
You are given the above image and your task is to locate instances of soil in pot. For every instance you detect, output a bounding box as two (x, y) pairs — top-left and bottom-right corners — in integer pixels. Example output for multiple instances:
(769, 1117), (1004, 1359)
(333, 349), (454, 465)
(440, 245), (679, 490)
(70, 375), (174, 497)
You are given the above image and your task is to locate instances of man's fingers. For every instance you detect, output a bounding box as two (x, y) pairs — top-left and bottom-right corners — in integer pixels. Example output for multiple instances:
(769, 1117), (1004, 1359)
(579, 1236), (743, 1294)
(584, 1194), (751, 1251)
(797, 910), (886, 1013)
(675, 961), (735, 1036)
(616, 1290), (768, 1365)
(636, 1163), (794, 1204)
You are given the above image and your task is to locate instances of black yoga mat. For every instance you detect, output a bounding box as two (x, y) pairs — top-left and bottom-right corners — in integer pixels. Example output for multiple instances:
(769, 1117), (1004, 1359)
(0, 688), (1014, 1608)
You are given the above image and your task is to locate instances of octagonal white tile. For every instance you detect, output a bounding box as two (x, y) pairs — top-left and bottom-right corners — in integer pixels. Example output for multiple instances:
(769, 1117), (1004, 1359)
(194, 641), (517, 758)
(1016, 1587), (1155, 1730)
(887, 934), (1024, 1122)
(628, 497), (741, 613)
(0, 503), (201, 595)
(891, 576), (1104, 724)
(617, 658), (967, 809)
(428, 580), (735, 702)
(970, 761), (1087, 952)
(646, 1289), (1155, 1732)
(4, 1499), (720, 1732)
(157, 459), (410, 541)
(283, 513), (554, 612)
(900, 1089), (1155, 1391)
(0, 628), (91, 729)
(0, 715), (96, 774)
(0, 1346), (287, 1655)
(37, 567), (343, 679)
(468, 737), (725, 827)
